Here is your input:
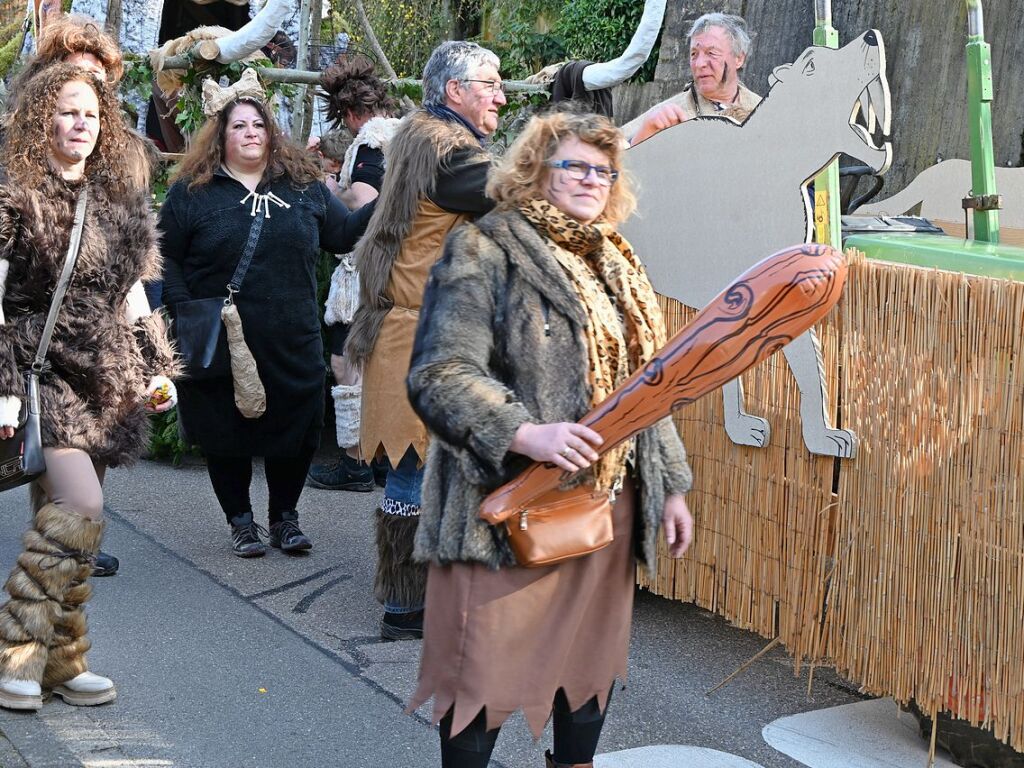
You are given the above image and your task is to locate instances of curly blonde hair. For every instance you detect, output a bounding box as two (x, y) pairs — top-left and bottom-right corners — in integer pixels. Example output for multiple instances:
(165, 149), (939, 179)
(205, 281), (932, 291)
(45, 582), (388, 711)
(2, 64), (136, 196)
(171, 98), (322, 190)
(486, 109), (635, 225)
(15, 15), (124, 87)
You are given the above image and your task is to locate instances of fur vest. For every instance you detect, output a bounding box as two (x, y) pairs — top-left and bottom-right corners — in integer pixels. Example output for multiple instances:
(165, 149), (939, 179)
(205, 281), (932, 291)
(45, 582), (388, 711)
(346, 109), (485, 367)
(407, 208), (693, 572)
(338, 115), (400, 190)
(0, 174), (178, 466)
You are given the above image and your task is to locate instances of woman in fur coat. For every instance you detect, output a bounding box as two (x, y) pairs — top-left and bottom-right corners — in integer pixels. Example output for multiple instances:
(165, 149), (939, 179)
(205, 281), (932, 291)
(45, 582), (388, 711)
(406, 110), (694, 768)
(0, 64), (178, 712)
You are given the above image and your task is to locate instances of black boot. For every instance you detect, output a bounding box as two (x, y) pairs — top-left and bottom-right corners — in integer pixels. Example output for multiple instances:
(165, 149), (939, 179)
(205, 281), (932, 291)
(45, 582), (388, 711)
(229, 512), (267, 558)
(380, 609), (424, 641)
(370, 457), (389, 488)
(90, 551), (119, 577)
(269, 510), (312, 552)
(306, 453), (374, 492)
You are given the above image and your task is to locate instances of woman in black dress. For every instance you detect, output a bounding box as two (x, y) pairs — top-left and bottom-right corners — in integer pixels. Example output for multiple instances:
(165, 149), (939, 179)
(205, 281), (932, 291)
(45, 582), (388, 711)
(160, 80), (373, 557)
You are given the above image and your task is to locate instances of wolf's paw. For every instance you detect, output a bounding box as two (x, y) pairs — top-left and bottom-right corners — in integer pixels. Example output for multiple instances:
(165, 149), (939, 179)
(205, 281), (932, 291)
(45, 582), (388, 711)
(803, 426), (858, 458)
(724, 412), (771, 448)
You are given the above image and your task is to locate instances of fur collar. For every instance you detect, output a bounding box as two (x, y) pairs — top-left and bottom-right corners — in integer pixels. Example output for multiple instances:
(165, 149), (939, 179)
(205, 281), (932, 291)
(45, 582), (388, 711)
(474, 209), (588, 330)
(339, 115), (401, 190)
(347, 109), (485, 366)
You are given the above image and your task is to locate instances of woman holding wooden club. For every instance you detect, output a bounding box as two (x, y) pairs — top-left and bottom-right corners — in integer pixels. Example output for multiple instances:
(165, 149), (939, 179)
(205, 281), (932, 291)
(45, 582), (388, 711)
(406, 108), (693, 768)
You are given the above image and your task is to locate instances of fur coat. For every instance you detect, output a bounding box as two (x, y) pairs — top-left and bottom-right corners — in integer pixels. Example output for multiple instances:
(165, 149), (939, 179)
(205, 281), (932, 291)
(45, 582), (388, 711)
(337, 115), (400, 191)
(346, 109), (487, 368)
(347, 108), (491, 463)
(0, 173), (177, 467)
(407, 208), (693, 572)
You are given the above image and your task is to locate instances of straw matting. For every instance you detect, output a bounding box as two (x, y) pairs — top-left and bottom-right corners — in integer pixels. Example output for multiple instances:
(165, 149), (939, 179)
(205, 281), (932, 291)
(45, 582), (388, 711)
(642, 252), (1024, 751)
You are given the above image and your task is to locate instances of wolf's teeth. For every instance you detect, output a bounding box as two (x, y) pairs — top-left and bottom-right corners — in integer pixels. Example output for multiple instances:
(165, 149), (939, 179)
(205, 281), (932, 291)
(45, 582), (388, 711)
(858, 90), (876, 133)
(868, 77), (891, 134)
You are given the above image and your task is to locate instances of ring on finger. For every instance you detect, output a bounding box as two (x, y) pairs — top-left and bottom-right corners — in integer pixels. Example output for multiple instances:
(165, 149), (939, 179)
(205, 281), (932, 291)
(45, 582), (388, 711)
(560, 447), (573, 459)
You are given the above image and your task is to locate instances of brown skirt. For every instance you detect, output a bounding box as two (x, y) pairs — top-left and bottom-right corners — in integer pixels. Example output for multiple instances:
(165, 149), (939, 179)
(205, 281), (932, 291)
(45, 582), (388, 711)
(408, 480), (637, 739)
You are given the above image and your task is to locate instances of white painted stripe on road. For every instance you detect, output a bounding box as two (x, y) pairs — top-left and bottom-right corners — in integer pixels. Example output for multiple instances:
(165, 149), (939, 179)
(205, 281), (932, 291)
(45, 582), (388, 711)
(762, 698), (957, 768)
(595, 745), (766, 767)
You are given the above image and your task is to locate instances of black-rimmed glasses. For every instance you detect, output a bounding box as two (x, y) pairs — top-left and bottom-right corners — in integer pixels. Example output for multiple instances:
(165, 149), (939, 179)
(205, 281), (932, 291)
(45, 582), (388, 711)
(461, 79), (505, 95)
(546, 159), (620, 186)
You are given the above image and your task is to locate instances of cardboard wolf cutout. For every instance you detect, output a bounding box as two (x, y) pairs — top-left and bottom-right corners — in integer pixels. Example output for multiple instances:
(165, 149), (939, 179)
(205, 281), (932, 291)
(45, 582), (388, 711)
(623, 30), (893, 458)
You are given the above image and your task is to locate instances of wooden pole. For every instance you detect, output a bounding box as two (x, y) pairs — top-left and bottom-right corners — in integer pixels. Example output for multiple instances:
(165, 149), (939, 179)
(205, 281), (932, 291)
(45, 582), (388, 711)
(104, 0), (122, 38)
(154, 55), (548, 93)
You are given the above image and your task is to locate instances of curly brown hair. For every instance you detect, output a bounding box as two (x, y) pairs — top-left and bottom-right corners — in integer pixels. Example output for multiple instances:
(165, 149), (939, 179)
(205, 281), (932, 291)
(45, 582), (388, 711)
(486, 109), (636, 225)
(2, 64), (136, 196)
(13, 15), (124, 88)
(171, 98), (322, 190)
(319, 54), (397, 129)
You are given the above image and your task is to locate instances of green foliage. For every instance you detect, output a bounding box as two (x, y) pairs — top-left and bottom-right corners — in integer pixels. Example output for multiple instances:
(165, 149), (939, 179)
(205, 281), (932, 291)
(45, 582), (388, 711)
(147, 409), (201, 466)
(352, 0), (453, 78)
(0, 20), (24, 80)
(169, 60), (294, 138)
(555, 0), (659, 82)
(120, 54), (154, 105)
(481, 0), (564, 80)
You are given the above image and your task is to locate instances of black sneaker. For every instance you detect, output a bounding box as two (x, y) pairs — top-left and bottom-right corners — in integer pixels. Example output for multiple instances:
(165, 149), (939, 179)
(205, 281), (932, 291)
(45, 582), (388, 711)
(229, 513), (267, 558)
(269, 514), (313, 552)
(307, 454), (375, 492)
(91, 551), (119, 577)
(380, 609), (424, 641)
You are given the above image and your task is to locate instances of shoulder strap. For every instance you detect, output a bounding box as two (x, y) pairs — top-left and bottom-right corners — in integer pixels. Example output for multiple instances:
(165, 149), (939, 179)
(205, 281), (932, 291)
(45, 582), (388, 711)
(33, 189), (88, 372)
(227, 207), (266, 296)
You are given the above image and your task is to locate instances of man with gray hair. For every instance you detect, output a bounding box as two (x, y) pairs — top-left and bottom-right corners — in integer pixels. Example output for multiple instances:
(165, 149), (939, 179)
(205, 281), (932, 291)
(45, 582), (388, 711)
(345, 40), (504, 641)
(628, 12), (763, 144)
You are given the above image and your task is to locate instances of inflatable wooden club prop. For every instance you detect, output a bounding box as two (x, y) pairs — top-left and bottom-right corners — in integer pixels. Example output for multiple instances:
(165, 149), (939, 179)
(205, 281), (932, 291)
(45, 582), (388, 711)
(479, 243), (848, 526)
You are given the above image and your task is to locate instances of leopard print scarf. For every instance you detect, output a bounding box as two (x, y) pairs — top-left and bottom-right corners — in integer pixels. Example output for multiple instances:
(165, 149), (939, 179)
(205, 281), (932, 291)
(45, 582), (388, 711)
(520, 198), (667, 490)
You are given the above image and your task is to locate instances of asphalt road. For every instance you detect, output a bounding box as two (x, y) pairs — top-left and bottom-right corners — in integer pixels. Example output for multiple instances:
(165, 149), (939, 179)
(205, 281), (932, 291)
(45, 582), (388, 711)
(0, 456), (871, 767)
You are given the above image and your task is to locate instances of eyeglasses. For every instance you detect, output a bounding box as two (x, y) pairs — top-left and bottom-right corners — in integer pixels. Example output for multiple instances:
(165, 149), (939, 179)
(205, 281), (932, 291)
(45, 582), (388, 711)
(546, 159), (620, 186)
(461, 79), (505, 95)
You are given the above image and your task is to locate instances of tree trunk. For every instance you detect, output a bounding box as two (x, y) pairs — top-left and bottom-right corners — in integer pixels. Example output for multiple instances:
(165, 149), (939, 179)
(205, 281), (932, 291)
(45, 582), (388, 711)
(103, 0), (121, 38)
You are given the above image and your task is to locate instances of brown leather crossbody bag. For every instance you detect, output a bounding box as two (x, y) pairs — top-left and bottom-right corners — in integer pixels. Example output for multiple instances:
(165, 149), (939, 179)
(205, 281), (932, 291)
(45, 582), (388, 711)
(503, 485), (614, 568)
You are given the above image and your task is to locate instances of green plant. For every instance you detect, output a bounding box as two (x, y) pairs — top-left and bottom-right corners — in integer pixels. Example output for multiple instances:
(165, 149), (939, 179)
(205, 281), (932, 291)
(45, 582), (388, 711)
(555, 0), (659, 82)
(147, 408), (201, 465)
(171, 60), (294, 137)
(0, 19), (25, 80)
(120, 53), (154, 105)
(481, 0), (564, 79)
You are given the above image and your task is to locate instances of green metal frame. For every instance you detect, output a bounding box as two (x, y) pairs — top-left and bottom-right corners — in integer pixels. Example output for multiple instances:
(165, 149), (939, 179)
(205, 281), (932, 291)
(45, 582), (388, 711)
(812, 0), (841, 249)
(965, 0), (1001, 243)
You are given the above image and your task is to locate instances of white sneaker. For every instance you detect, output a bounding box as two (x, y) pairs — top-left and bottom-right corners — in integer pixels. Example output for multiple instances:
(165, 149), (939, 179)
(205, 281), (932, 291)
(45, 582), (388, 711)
(0, 679), (42, 710)
(51, 672), (116, 706)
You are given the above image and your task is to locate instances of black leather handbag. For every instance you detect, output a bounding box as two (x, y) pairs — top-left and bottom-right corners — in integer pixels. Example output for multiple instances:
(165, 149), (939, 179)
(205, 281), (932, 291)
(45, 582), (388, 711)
(0, 190), (88, 492)
(172, 296), (230, 380)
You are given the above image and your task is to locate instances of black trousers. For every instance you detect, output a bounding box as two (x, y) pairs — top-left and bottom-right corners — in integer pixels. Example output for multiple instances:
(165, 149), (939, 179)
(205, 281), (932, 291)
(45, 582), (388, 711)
(206, 450), (315, 525)
(439, 688), (611, 767)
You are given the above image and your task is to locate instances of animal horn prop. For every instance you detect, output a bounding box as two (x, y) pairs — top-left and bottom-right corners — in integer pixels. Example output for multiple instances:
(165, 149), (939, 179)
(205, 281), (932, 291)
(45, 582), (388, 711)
(581, 0), (666, 90)
(479, 243), (848, 526)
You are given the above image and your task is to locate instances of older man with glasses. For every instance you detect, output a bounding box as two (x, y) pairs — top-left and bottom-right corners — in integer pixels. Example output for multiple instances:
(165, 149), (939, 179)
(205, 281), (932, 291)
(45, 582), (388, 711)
(345, 40), (505, 641)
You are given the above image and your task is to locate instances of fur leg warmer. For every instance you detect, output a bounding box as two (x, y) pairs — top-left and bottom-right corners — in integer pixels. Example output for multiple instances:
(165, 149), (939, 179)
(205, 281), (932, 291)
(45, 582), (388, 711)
(0, 504), (103, 684)
(332, 384), (362, 449)
(373, 508), (427, 609)
(42, 559), (93, 689)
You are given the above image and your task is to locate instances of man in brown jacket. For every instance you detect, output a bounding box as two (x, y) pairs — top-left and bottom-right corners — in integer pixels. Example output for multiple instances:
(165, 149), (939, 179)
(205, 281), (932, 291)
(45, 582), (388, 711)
(345, 40), (504, 640)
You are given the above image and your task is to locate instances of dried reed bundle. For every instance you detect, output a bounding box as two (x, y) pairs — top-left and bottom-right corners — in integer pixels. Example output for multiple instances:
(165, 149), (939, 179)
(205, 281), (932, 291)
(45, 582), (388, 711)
(641, 252), (1024, 752)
